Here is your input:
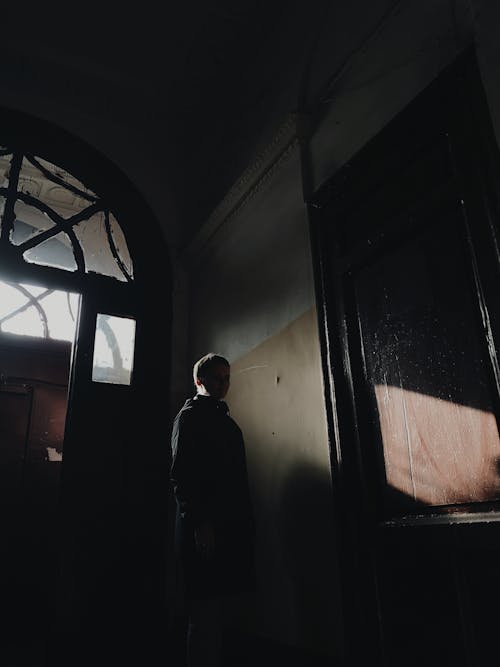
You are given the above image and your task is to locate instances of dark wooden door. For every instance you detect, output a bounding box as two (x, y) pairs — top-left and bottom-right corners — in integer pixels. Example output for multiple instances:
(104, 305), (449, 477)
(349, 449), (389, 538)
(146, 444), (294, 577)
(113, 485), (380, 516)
(0, 108), (172, 667)
(51, 280), (170, 667)
(0, 335), (72, 661)
(311, 50), (500, 667)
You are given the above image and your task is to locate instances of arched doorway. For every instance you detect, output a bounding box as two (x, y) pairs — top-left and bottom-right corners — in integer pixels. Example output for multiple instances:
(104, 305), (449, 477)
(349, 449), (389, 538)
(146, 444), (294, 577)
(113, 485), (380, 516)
(0, 109), (172, 666)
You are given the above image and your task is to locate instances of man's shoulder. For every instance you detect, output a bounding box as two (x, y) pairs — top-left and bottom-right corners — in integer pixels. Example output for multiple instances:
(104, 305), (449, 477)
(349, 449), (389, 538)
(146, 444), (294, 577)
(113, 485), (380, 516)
(175, 397), (208, 424)
(174, 398), (195, 419)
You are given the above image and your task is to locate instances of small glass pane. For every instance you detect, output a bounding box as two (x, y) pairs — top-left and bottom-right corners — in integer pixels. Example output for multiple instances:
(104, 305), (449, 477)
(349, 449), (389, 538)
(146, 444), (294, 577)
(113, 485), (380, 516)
(92, 314), (136, 385)
(23, 231), (77, 272)
(73, 212), (133, 282)
(11, 200), (56, 245)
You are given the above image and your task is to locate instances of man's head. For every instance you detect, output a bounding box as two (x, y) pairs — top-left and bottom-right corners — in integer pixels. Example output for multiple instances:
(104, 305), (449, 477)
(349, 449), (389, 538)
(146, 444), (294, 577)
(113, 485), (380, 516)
(193, 353), (230, 400)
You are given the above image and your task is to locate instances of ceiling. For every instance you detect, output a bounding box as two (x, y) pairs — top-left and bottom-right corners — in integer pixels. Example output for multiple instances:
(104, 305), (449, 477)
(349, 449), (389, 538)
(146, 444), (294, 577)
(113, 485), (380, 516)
(0, 1), (305, 249)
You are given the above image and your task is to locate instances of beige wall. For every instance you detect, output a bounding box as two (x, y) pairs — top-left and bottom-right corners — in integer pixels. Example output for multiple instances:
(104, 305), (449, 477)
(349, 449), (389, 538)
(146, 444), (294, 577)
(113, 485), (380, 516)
(226, 306), (342, 656)
(183, 122), (344, 658)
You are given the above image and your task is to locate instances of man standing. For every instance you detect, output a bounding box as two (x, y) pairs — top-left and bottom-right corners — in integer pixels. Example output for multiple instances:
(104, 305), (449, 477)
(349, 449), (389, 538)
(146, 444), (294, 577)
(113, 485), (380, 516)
(170, 353), (256, 667)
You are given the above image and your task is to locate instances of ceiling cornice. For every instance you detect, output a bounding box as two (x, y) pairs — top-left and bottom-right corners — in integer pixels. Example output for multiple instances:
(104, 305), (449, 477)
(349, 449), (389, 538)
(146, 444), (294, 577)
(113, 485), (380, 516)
(181, 112), (299, 264)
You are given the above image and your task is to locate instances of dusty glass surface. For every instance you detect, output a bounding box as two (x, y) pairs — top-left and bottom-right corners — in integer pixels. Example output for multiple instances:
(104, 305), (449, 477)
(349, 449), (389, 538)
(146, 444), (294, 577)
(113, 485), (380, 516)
(0, 195), (5, 238)
(92, 314), (136, 385)
(10, 200), (56, 245)
(23, 232), (77, 272)
(0, 154), (11, 187)
(73, 212), (133, 281)
(108, 212), (133, 279)
(355, 222), (500, 510)
(0, 151), (134, 282)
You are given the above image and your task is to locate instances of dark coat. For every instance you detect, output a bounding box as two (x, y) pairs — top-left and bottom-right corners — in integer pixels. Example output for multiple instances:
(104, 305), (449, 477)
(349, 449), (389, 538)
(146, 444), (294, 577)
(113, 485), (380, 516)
(170, 394), (256, 600)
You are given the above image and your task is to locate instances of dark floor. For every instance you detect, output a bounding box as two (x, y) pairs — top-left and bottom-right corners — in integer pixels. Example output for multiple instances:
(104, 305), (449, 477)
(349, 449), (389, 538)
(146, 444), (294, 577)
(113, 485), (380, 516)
(0, 617), (333, 667)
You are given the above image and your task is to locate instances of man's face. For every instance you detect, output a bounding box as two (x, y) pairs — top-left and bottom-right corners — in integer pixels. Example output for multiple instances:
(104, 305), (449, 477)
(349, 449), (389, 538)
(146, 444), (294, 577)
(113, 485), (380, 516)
(199, 363), (230, 400)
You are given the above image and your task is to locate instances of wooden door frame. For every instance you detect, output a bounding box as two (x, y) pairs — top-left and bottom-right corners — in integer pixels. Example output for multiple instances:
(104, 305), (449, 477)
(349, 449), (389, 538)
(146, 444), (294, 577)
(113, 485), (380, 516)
(307, 47), (500, 666)
(0, 107), (173, 665)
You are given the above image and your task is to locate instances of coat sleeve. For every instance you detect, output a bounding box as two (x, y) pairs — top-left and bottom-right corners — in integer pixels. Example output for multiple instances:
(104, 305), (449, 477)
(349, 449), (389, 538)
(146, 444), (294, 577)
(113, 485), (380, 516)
(170, 410), (207, 526)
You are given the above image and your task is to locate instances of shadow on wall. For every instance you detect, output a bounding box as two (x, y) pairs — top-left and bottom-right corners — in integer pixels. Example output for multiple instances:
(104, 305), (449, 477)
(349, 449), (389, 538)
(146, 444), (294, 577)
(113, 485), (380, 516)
(276, 460), (342, 653)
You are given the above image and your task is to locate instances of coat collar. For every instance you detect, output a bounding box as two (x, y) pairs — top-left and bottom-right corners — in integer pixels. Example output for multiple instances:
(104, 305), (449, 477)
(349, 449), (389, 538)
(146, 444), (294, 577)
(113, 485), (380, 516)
(193, 394), (229, 414)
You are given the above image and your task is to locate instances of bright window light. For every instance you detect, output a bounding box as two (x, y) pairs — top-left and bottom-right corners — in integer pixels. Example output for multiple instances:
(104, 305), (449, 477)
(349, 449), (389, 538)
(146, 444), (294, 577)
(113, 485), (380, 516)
(92, 314), (136, 385)
(0, 280), (79, 342)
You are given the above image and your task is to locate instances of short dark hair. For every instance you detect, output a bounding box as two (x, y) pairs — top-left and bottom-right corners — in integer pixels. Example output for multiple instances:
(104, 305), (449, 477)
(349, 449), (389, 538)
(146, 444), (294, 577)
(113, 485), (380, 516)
(193, 353), (230, 387)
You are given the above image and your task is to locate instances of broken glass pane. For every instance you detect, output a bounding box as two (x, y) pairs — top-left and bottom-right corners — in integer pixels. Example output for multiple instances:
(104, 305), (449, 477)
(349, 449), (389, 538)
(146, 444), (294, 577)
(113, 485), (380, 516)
(92, 314), (136, 385)
(23, 231), (77, 272)
(73, 212), (133, 282)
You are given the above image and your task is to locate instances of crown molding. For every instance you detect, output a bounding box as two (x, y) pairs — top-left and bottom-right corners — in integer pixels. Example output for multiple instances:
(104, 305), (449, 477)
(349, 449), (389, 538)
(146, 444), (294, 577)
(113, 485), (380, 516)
(182, 112), (299, 263)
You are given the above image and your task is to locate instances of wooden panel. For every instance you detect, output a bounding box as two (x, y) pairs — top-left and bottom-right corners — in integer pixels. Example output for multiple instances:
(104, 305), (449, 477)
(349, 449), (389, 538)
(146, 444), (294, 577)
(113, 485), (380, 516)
(0, 385), (31, 505)
(354, 215), (500, 512)
(376, 528), (468, 667)
(0, 333), (71, 385)
(311, 51), (500, 667)
(0, 337), (70, 640)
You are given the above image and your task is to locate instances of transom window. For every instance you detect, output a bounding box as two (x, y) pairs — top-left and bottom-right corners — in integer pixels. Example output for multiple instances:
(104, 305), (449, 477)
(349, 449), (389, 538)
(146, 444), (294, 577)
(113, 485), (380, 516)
(0, 148), (133, 282)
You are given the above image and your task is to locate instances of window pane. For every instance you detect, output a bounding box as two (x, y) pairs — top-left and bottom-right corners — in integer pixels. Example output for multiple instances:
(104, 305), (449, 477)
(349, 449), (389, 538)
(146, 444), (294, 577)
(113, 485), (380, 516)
(38, 290), (80, 341)
(73, 212), (133, 282)
(0, 154), (10, 186)
(355, 220), (500, 511)
(23, 232), (77, 272)
(0, 152), (134, 282)
(2, 303), (45, 338)
(0, 195), (6, 238)
(92, 314), (136, 385)
(0, 280), (79, 341)
(11, 200), (55, 246)
(108, 213), (133, 279)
